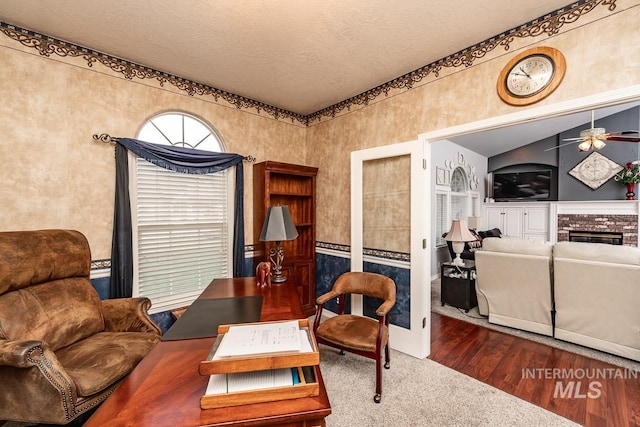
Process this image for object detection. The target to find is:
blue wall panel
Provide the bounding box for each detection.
[315,252,410,329]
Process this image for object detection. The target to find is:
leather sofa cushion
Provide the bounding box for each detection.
[0,278,104,351]
[554,240,640,265]
[0,229,90,295]
[56,331,160,396]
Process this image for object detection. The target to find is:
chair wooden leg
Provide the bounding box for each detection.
[374,348,382,403]
[384,343,390,369]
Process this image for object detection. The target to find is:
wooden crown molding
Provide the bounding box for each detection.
[0,0,617,126]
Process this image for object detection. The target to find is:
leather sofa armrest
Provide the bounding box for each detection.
[0,339,51,368]
[101,298,161,335]
[0,339,79,421]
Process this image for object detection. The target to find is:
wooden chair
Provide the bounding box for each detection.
[313,272,396,403]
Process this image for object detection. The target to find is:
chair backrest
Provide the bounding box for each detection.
[0,230,104,351]
[332,272,396,304]
[0,229,91,295]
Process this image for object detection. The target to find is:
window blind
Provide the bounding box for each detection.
[435,191,448,247]
[450,193,469,223]
[134,158,229,311]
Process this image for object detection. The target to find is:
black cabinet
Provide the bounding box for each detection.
[440,261,478,312]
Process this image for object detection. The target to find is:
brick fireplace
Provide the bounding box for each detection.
[557,213,638,246]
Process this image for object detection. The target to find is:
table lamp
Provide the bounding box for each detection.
[467,216,483,231]
[259,205,298,283]
[444,219,477,266]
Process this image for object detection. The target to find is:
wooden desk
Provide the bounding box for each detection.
[85,278,331,427]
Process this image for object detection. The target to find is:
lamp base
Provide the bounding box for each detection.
[451,241,466,266]
[268,243,288,284]
[450,256,465,266]
[271,273,287,283]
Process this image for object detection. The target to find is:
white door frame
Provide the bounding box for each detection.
[418,85,640,144]
[351,140,430,359]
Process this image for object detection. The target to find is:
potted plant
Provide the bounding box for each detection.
[614,161,640,200]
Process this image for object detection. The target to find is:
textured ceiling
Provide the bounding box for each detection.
[0,0,575,115]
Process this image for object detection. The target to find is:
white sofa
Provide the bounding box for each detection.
[553,241,640,362]
[475,237,554,336]
[473,238,640,362]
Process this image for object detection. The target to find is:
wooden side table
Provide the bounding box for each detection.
[440,261,478,312]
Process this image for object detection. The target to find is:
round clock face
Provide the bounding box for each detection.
[497,47,565,106]
[506,54,555,97]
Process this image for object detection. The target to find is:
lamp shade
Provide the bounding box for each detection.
[467,216,484,230]
[259,206,298,242]
[444,219,476,242]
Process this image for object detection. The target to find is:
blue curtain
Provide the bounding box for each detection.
[110,138,247,299]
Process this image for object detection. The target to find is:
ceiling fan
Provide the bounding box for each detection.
[546,110,640,151]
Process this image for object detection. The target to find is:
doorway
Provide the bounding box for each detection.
[351,140,430,359]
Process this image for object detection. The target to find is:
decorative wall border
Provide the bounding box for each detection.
[307,0,617,123]
[316,241,410,263]
[91,242,409,271]
[0,1,616,127]
[316,241,351,253]
[91,259,111,270]
[0,22,307,126]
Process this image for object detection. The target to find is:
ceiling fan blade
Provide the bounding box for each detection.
[544,140,580,151]
[561,137,586,142]
[605,135,640,142]
[606,130,640,136]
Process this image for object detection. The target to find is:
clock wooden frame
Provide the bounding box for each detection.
[497,46,566,106]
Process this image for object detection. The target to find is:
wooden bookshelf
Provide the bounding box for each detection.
[253,161,318,316]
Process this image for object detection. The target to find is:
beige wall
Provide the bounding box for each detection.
[2,2,639,257]
[310,2,640,245]
[0,38,306,259]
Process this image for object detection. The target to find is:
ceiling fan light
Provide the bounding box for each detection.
[593,139,606,150]
[580,127,606,138]
[578,140,592,151]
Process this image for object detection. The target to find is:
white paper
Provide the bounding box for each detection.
[227,368,293,392]
[205,374,228,395]
[204,369,294,396]
[299,330,313,353]
[215,320,302,357]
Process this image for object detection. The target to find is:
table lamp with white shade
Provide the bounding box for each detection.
[467,216,484,231]
[444,219,477,266]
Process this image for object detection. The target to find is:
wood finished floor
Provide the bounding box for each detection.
[429,312,640,427]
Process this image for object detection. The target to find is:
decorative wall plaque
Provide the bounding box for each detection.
[568,152,623,190]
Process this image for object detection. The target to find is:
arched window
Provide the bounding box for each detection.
[450,167,470,221]
[138,112,223,151]
[450,167,467,193]
[132,112,231,312]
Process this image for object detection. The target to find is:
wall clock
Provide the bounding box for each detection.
[497,46,566,106]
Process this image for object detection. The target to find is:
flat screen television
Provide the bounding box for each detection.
[492,170,552,201]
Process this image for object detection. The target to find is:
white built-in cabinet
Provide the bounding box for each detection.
[484,203,549,241]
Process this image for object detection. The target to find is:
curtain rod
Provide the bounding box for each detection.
[92,133,256,162]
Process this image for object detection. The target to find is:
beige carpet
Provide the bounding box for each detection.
[319,344,578,427]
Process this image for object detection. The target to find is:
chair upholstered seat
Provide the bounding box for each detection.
[315,315,389,353]
[56,331,160,397]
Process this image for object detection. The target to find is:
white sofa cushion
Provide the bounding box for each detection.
[553,241,640,362]
[475,238,554,336]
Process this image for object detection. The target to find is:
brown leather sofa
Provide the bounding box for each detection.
[0,229,161,424]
